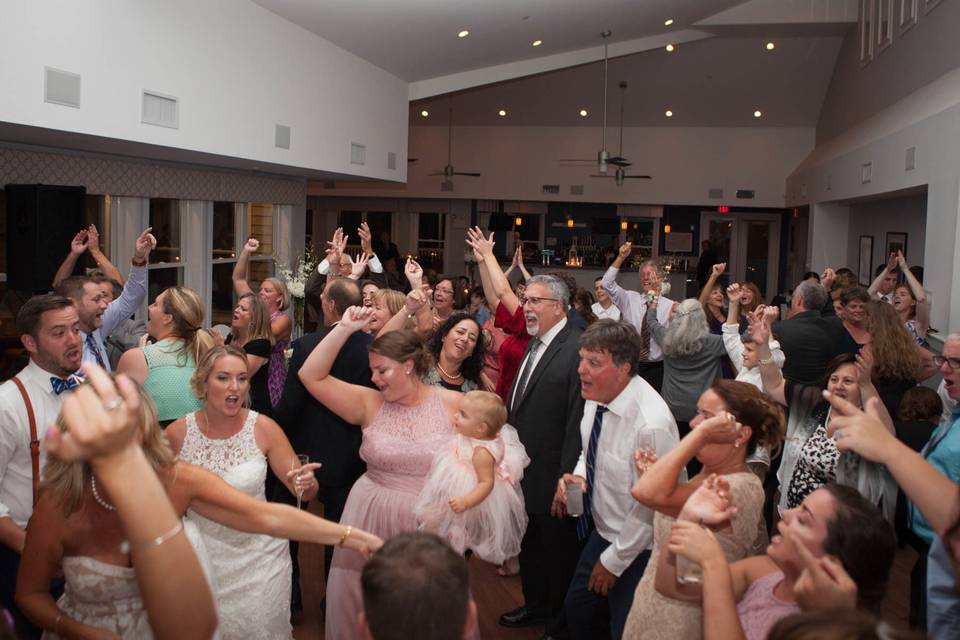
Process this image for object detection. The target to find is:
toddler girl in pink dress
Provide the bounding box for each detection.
[415,390,529,564]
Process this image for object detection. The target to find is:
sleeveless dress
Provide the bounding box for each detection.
[414,426,529,564]
[44,521,217,639]
[141,338,202,422]
[178,410,293,640]
[325,388,455,640]
[267,310,289,408]
[622,472,766,640]
[736,570,801,640]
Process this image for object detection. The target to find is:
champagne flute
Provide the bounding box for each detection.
[635,432,657,481]
[294,454,310,510]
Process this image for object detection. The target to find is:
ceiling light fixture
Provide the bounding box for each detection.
[766,41,776,51]
[579,109,588,117]
[532,39,542,47]
[420,110,429,117]
[665,44,675,52]
[665,109,673,117]
[498,109,507,117]
[664,18,674,26]
[753,110,763,118]
[458,30,469,38]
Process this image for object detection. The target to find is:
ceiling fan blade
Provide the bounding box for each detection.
[589,174,615,178]
[608,156,631,167]
[624,175,652,179]
[452,171,481,177]
[427,171,445,176]
[559,158,596,164]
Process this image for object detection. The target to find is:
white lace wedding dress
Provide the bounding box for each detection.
[179,410,293,640]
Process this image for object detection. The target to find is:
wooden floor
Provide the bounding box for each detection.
[292,499,918,639]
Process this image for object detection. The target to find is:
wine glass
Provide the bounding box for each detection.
[294,454,310,510]
[635,432,657,480]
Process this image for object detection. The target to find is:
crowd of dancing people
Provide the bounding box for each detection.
[0,220,958,640]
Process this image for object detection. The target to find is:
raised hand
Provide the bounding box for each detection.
[854,344,875,385]
[786,527,857,611]
[243,238,260,254]
[512,245,522,267]
[821,267,836,289]
[895,250,907,270]
[70,229,89,256]
[711,262,726,277]
[134,227,157,262]
[465,226,495,257]
[325,227,346,262]
[86,225,103,254]
[678,474,738,526]
[747,308,771,344]
[347,253,369,279]
[340,305,374,332]
[726,283,741,303]
[404,257,424,287]
[824,392,896,463]
[404,284,431,315]
[695,411,743,446]
[358,222,374,257]
[618,242,633,259]
[667,519,725,565]
[886,252,898,271]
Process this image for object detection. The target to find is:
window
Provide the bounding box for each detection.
[336,210,394,256]
[246,203,274,287]
[859,0,875,66]
[210,202,238,325]
[877,0,893,52]
[148,198,184,305]
[417,212,445,271]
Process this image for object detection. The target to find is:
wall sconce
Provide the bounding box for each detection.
[664,224,672,234]
[567,218,574,228]
[515,216,523,226]
[620,220,628,230]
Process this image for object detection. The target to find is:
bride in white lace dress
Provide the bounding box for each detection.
[18,365,382,639]
[165,345,322,640]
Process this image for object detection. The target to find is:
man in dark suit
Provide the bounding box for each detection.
[771,279,849,385]
[273,277,373,606]
[498,275,585,635]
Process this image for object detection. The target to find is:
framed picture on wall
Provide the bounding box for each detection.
[859,235,874,286]
[877,0,894,52]
[885,232,908,259]
[859,0,875,66]
[899,0,918,33]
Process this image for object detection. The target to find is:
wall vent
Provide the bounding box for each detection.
[274,124,291,150]
[350,143,366,165]
[708,188,724,199]
[736,189,756,199]
[542,184,560,195]
[861,162,872,184]
[440,180,454,192]
[570,184,584,196]
[44,67,81,108]
[387,151,397,170]
[141,91,179,129]
[905,146,916,171]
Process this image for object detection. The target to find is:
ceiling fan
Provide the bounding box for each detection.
[559,31,629,174]
[591,81,652,186]
[429,100,481,180]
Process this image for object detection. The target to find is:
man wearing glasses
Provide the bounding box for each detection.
[499,275,585,635]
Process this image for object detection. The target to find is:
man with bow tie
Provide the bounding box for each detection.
[0,295,83,638]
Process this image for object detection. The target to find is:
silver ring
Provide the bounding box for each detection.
[104,396,124,412]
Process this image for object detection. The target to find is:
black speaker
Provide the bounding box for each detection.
[5,184,86,292]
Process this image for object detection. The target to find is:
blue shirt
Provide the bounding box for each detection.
[927,536,960,640]
[912,408,960,542]
[80,265,147,372]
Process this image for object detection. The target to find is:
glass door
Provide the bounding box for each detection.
[700,212,780,300]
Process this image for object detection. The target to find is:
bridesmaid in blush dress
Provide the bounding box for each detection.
[298,306,466,640]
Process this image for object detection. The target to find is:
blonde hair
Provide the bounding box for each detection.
[868,300,921,380]
[190,345,250,407]
[230,293,275,346]
[42,381,174,515]
[262,277,290,311]
[373,289,406,316]
[160,286,215,365]
[465,390,508,437]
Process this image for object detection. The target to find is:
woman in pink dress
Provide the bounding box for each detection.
[298,306,465,640]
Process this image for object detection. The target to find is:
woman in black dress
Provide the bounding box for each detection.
[225,292,275,416]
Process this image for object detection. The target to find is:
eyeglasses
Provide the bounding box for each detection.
[434,287,454,295]
[933,355,960,371]
[520,295,560,307]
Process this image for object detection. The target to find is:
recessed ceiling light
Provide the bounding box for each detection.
[665,110,673,117]
[664,18,674,26]
[665,43,675,52]
[579,109,588,117]
[765,41,776,51]
[458,30,469,38]
[498,109,507,117]
[420,110,429,117]
[753,110,763,118]
[532,39,543,47]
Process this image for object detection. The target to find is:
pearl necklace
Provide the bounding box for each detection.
[436,362,463,381]
[90,475,116,511]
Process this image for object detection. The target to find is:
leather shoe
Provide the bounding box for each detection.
[498,606,549,628]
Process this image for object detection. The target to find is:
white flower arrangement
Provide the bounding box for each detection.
[274,245,317,338]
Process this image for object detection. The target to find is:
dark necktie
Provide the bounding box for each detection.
[511,337,541,410]
[639,307,652,362]
[85,333,107,369]
[51,376,80,395]
[578,405,607,540]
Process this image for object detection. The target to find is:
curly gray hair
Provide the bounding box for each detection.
[662,298,710,358]
[526,275,570,312]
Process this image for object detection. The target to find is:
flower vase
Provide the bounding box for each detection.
[291,297,305,341]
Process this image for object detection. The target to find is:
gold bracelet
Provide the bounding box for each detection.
[338,525,353,547]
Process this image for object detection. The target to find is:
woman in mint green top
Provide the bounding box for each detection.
[117,286,214,424]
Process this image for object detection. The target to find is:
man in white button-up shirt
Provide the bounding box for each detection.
[0,294,82,636]
[553,319,679,640]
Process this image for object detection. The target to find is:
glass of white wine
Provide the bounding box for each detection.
[294,454,310,510]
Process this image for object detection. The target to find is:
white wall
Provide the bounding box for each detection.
[845,194,926,276]
[0,0,408,181]
[321,124,815,208]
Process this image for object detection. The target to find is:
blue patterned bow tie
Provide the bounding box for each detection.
[51,375,82,395]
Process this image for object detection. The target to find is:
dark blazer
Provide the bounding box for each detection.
[507,321,585,515]
[273,326,374,488]
[772,311,850,386]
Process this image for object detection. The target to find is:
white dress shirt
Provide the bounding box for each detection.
[0,360,67,529]
[600,266,673,362]
[509,317,567,411]
[591,301,621,321]
[317,255,383,275]
[81,265,147,371]
[572,376,680,575]
[720,323,785,390]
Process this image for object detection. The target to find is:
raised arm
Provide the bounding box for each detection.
[851,345,894,433]
[868,253,898,299]
[698,263,726,306]
[725,283,741,326]
[515,245,532,281]
[898,251,929,337]
[232,238,259,297]
[52,229,88,287]
[378,285,433,339]
[85,224,125,285]
[404,257,424,291]
[467,226,520,314]
[298,306,383,427]
[750,308,786,405]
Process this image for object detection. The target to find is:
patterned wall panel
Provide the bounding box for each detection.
[0,146,306,205]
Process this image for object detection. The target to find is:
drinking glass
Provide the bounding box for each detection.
[294,454,310,510]
[635,432,657,480]
[676,554,703,585]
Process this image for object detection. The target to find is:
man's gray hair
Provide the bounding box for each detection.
[638,259,665,280]
[527,274,570,311]
[662,298,710,358]
[793,280,827,312]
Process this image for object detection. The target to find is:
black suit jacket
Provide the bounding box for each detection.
[507,321,585,515]
[772,311,848,386]
[273,327,374,488]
